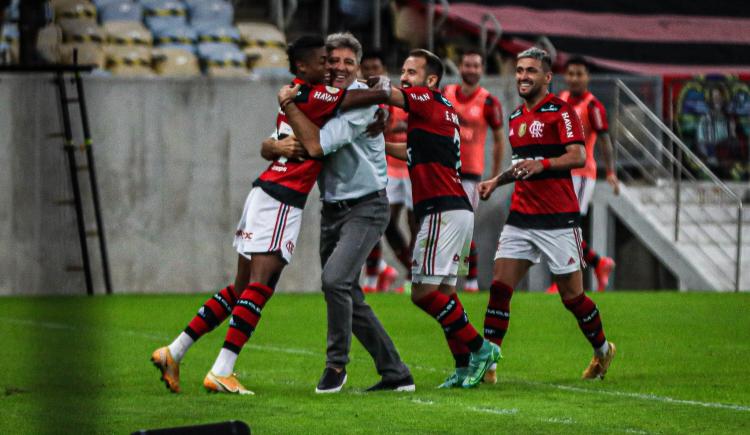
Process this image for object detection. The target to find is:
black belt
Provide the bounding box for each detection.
[322,189,386,210]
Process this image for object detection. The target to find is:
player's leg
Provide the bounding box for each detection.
[543,227,615,380]
[460,179,481,292]
[575,175,615,291]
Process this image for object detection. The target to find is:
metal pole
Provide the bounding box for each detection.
[426,0,434,52]
[675,139,682,242]
[372,0,381,50]
[74,67,113,295]
[56,71,94,296]
[321,0,329,36]
[736,205,743,292]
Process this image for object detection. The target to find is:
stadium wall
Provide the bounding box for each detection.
[0,75,519,295]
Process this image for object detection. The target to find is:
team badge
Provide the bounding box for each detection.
[529,120,544,138]
[325,86,341,94]
[519,122,527,137]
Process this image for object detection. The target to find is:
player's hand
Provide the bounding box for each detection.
[607,171,620,195]
[366,75,391,92]
[278,83,301,106]
[511,160,543,180]
[366,107,388,137]
[478,178,499,200]
[276,136,306,161]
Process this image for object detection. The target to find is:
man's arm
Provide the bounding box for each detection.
[385,141,407,160]
[598,132,619,195]
[478,168,517,200]
[281,102,325,157]
[490,126,506,177]
[260,136,307,161]
[512,143,586,179]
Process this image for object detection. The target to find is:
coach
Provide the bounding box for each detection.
[277,32,414,393]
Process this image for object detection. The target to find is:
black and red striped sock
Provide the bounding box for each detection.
[581,240,601,269]
[223,283,275,354]
[484,281,513,347]
[563,293,607,350]
[365,242,382,276]
[445,294,470,367]
[414,291,484,352]
[185,285,237,340]
[467,240,478,280]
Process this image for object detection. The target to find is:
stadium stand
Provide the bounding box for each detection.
[102,20,152,76]
[237,22,287,77]
[141,0,187,32]
[98,0,142,24]
[59,19,106,68]
[53,0,97,35]
[152,46,199,76]
[197,41,248,77]
[0,22,17,63]
[186,0,233,27]
[151,21,195,53]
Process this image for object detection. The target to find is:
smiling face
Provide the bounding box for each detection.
[296,46,328,85]
[459,53,483,87]
[564,63,589,96]
[327,47,359,89]
[515,56,551,102]
[400,55,438,89]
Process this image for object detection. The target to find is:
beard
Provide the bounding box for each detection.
[461,72,480,86]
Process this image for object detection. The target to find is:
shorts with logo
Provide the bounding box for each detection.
[386,175,413,209]
[233,187,302,264]
[412,209,473,286]
[495,224,585,275]
[572,175,596,215]
[461,179,480,210]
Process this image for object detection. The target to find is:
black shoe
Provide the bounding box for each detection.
[315,367,347,394]
[365,374,415,392]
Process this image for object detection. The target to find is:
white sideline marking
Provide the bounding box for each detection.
[2,316,749,415]
[468,406,519,416]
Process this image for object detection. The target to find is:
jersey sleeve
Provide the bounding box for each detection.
[399,86,433,119]
[483,94,504,129]
[296,84,347,123]
[557,105,585,145]
[588,98,609,133]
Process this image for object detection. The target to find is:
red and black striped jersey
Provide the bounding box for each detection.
[507,93,585,229]
[401,86,472,220]
[254,78,346,208]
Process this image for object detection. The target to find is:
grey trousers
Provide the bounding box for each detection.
[319,193,411,381]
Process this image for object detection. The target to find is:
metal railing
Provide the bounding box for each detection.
[613,79,744,292]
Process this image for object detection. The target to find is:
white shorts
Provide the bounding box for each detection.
[233,187,302,264]
[386,176,412,209]
[572,176,595,215]
[412,209,473,286]
[461,179,479,210]
[494,224,585,275]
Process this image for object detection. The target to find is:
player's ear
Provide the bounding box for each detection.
[427,74,439,88]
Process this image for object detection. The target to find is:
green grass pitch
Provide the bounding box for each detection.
[1,292,749,434]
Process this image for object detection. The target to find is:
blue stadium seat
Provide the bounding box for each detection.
[99,0,143,23]
[187,0,233,26]
[0,23,18,63]
[193,22,240,48]
[196,42,248,77]
[141,0,187,31]
[151,22,196,53]
[90,0,120,9]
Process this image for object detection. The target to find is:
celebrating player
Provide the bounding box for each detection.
[477,47,616,384]
[150,35,386,395]
[383,49,501,389]
[443,50,506,292]
[546,56,617,293]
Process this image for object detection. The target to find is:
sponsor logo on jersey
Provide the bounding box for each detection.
[562,111,574,138]
[567,257,576,265]
[509,108,522,120]
[440,95,453,107]
[411,92,431,102]
[235,230,254,240]
[519,122,527,137]
[271,162,288,172]
[313,90,339,103]
[452,254,460,262]
[538,103,560,112]
[529,120,544,138]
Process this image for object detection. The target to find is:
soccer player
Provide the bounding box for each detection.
[547,56,617,293]
[150,36,386,395]
[360,50,414,293]
[383,49,500,388]
[477,47,616,384]
[443,50,505,292]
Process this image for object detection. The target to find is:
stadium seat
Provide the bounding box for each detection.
[103,21,152,61]
[151,22,196,53]
[197,43,248,78]
[105,45,154,76]
[141,0,188,32]
[53,0,98,35]
[0,23,18,63]
[98,0,143,23]
[187,0,233,26]
[194,22,240,48]
[236,22,288,77]
[152,47,199,76]
[60,21,105,68]
[37,24,64,64]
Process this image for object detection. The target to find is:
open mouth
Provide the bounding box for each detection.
[518,81,533,92]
